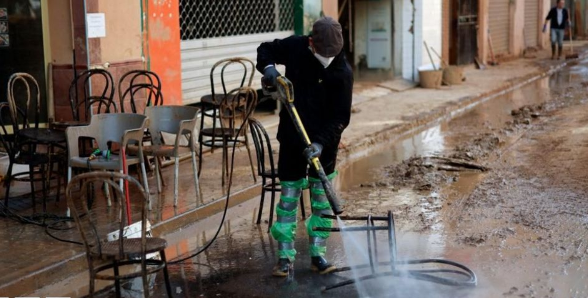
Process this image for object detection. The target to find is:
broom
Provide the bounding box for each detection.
[566,24,579,59]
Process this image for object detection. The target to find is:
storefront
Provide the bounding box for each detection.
[178,0,296,105]
[0,0,48,121]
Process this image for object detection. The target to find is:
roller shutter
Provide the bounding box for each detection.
[525,0,539,47]
[489,0,511,55]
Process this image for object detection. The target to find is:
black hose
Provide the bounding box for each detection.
[168,102,256,265]
[45,218,83,245]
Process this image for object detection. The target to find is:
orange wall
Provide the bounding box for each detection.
[146,0,182,105]
[322,0,338,20]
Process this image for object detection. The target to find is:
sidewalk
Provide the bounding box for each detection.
[337,42,588,166]
[7,43,588,297]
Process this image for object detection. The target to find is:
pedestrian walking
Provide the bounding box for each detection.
[544,0,571,60]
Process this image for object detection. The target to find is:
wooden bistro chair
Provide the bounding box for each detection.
[198,57,255,172]
[249,118,306,232]
[66,171,172,298]
[118,70,164,114]
[199,86,257,188]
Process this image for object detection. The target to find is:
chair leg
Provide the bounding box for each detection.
[113,260,122,298]
[198,135,204,177]
[256,177,266,225]
[244,134,257,183]
[140,161,151,211]
[221,137,227,188]
[88,270,96,298]
[161,250,174,297]
[55,158,62,204]
[268,179,277,233]
[157,157,166,187]
[210,108,217,154]
[155,156,162,193]
[3,162,12,211]
[142,259,150,298]
[191,151,203,205]
[66,166,72,216]
[41,164,47,215]
[174,157,179,206]
[103,178,112,207]
[29,165,36,213]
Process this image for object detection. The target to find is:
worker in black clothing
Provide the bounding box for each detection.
[543,0,571,60]
[256,17,353,277]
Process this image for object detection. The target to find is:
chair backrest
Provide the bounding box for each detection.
[66,171,149,259]
[144,105,199,146]
[7,73,41,130]
[69,69,116,121]
[249,118,275,177]
[118,70,163,113]
[219,86,257,137]
[66,113,148,159]
[210,57,255,99]
[0,103,26,159]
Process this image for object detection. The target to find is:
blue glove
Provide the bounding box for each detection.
[263,66,281,87]
[303,143,323,160]
[542,24,547,33]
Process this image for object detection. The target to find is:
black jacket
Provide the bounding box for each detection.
[256,35,353,149]
[546,7,569,29]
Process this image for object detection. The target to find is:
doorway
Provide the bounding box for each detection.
[450,0,479,65]
[0,0,47,121]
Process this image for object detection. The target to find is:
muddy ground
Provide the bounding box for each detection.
[341,67,588,297]
[84,64,588,298]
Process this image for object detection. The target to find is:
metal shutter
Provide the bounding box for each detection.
[489,0,510,55]
[525,0,539,47]
[180,31,292,105]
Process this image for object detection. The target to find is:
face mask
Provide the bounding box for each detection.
[313,52,335,68]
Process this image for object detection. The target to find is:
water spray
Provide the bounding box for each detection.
[315,212,477,291]
[264,75,476,291]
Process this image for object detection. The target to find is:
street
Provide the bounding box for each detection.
[85,57,588,298]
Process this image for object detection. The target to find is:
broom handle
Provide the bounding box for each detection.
[570,27,574,53]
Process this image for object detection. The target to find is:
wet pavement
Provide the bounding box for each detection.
[8,55,588,297]
[38,58,586,298]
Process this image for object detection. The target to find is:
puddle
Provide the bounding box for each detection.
[45,60,588,298]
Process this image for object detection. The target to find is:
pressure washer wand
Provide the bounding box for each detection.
[263,76,343,215]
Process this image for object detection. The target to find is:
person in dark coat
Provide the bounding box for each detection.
[543,0,571,59]
[256,16,353,277]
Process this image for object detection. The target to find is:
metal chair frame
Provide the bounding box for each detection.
[66,171,173,298]
[200,86,257,187]
[0,103,50,213]
[4,73,64,213]
[69,68,116,122]
[118,70,163,114]
[198,57,255,154]
[249,118,306,232]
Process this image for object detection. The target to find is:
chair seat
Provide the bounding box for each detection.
[70,155,140,170]
[129,144,192,158]
[98,237,167,260]
[200,127,240,137]
[15,153,50,166]
[261,168,278,178]
[201,94,228,106]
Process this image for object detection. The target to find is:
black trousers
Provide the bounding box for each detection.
[278,140,337,182]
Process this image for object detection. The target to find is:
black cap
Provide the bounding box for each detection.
[311,17,343,57]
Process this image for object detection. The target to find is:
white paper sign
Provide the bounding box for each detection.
[87,13,106,38]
